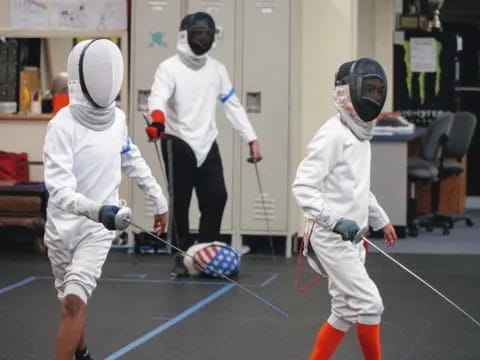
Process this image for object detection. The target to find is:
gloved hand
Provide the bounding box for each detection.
[333,218,360,241]
[145,110,165,141]
[98,205,120,231]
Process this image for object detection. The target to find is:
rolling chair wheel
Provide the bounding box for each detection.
[466,219,474,227]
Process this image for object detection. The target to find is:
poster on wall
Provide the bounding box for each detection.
[10,0,48,29]
[410,37,436,73]
[50,0,127,30]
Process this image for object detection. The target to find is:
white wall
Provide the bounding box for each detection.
[374,0,395,112]
[298,0,394,154]
[40,38,72,92]
[299,0,358,156]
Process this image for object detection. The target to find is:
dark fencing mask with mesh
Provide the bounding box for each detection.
[335,58,387,122]
[180,12,216,56]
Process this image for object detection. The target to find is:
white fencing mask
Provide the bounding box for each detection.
[67,39,123,130]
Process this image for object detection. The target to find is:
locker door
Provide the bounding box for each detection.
[240,0,290,233]
[130,0,182,229]
[186,0,236,233]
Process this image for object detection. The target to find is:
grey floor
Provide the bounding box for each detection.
[371,209,480,255]
[1,212,480,359]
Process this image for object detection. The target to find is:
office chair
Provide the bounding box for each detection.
[407,111,454,236]
[433,111,477,228]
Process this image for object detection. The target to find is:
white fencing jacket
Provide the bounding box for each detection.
[292,114,389,231]
[44,106,168,243]
[148,55,257,166]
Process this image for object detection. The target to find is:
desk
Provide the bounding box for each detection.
[371,128,426,237]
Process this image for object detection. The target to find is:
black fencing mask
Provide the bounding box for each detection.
[335,58,387,122]
[180,12,216,56]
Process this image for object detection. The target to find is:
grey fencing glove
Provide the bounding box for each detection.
[333,218,360,241]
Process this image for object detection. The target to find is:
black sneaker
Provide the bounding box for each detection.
[169,253,189,279]
[75,347,95,360]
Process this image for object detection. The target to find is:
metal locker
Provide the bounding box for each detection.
[240,0,291,233]
[130,0,182,230]
[185,0,237,234]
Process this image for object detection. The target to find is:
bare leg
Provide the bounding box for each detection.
[77,330,86,352]
[55,294,86,360]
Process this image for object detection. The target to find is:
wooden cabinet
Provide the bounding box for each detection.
[0,185,47,253]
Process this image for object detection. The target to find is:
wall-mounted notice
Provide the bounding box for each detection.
[50,0,127,30]
[10,0,127,31]
[410,37,436,73]
[10,0,48,29]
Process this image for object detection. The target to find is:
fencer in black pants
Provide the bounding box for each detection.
[162,136,227,276]
[147,12,261,277]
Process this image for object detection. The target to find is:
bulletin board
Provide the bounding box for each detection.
[9,0,127,31]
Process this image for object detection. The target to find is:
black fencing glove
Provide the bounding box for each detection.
[333,218,360,241]
[98,205,120,231]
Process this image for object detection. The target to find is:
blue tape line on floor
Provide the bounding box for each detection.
[260,273,278,287]
[0,276,36,294]
[104,284,235,359]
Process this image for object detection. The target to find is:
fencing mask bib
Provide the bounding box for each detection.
[67,39,123,130]
[183,241,241,278]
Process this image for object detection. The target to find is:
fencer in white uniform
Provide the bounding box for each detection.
[147,12,261,277]
[292,58,397,360]
[43,39,168,360]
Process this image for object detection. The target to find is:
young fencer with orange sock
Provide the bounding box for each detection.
[292,58,397,360]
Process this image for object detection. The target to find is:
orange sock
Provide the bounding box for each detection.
[356,323,381,360]
[309,322,345,360]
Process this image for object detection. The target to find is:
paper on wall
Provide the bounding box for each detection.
[410,37,436,73]
[10,0,48,29]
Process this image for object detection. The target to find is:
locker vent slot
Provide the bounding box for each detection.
[200,1,224,6]
[200,1,224,14]
[148,0,169,12]
[256,0,280,14]
[253,193,275,221]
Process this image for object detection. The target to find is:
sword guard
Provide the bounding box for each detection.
[247,156,263,163]
[115,206,133,231]
[353,226,368,244]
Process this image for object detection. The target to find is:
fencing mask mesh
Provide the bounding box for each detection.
[67,39,123,130]
[68,39,123,109]
[335,58,387,122]
[180,12,216,56]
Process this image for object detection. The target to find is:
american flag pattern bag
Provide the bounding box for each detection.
[184,241,241,278]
